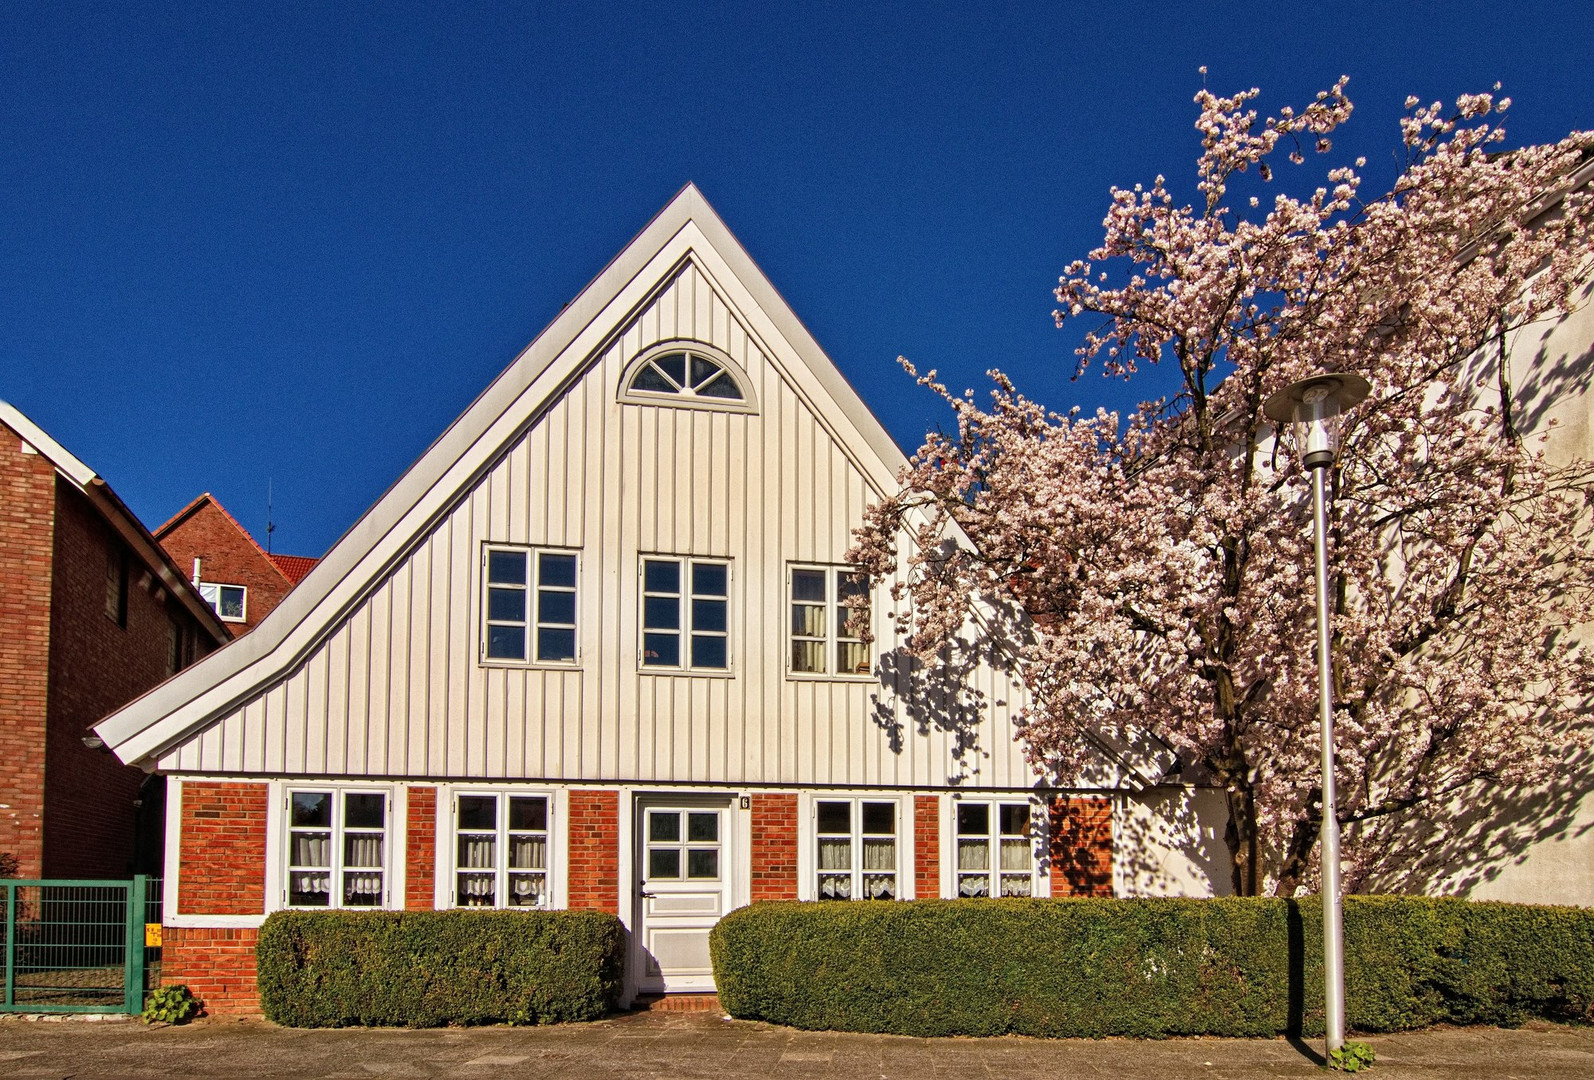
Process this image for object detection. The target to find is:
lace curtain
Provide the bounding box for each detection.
[291,834,330,868]
[509,836,546,870]
[345,835,383,868]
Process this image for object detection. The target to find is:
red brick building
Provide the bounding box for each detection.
[0,399,230,880]
[155,494,318,637]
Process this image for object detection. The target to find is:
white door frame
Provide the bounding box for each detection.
[627,790,745,996]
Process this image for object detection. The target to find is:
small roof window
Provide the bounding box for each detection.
[626,348,745,402]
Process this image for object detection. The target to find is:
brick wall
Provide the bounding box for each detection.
[406,785,437,909]
[914,795,940,900]
[567,789,619,913]
[156,498,292,635]
[749,793,798,901]
[176,781,269,914]
[1049,796,1114,897]
[0,423,56,878]
[163,926,261,1016]
[43,484,217,877]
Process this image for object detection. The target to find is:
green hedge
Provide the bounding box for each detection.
[257,909,625,1027]
[710,896,1594,1038]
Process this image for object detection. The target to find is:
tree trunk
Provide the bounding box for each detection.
[1223,783,1263,896]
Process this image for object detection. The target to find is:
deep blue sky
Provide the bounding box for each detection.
[3,1,1590,556]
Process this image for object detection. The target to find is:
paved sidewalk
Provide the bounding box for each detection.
[1,1011,1591,1079]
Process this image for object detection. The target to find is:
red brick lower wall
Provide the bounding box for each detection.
[177,781,268,914]
[406,785,437,910]
[749,793,798,901]
[1049,796,1114,897]
[567,789,619,913]
[162,925,260,1016]
[914,795,940,899]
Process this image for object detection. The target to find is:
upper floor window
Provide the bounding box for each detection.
[199,582,247,623]
[105,546,128,626]
[286,788,389,909]
[789,566,871,677]
[628,348,743,401]
[955,800,1038,898]
[482,546,578,664]
[641,557,729,671]
[618,343,754,412]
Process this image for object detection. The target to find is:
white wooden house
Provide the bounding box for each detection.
[94,186,1220,1012]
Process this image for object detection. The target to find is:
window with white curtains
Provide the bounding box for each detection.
[814,798,899,900]
[286,789,388,908]
[788,566,871,677]
[453,792,551,908]
[955,800,1038,898]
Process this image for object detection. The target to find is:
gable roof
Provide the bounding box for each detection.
[0,398,231,644]
[155,491,318,588]
[93,183,915,769]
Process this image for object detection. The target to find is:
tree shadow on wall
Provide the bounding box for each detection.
[1353,742,1594,898]
[866,603,1031,786]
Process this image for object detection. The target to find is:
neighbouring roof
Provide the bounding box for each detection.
[156,491,319,588]
[267,553,318,585]
[0,398,231,644]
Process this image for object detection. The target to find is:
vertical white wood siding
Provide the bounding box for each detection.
[162,262,1035,788]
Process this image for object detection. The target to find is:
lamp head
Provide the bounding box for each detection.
[1263,373,1371,469]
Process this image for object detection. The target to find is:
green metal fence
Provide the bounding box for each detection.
[1,876,159,1014]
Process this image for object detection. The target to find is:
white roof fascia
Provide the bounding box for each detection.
[93,184,915,767]
[1,397,230,641]
[1,397,97,487]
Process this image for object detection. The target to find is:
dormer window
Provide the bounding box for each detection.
[620,344,752,410]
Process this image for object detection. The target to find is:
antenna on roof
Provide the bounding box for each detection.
[266,479,275,554]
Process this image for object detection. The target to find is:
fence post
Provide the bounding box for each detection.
[3,883,12,1008]
[124,876,147,1015]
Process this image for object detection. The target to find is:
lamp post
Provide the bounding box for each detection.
[1263,372,1371,1057]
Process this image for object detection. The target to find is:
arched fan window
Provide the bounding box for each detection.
[626,348,745,402]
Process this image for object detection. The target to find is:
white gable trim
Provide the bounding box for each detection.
[94,184,913,768]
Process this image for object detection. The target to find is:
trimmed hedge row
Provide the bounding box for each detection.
[257,909,625,1027]
[710,896,1594,1038]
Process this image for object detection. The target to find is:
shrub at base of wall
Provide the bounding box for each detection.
[256,909,626,1027]
[710,896,1594,1039]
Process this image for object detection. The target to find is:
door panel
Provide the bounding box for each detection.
[633,797,732,993]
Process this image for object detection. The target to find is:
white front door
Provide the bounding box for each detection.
[633,796,732,993]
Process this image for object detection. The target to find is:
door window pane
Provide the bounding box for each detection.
[687,849,719,879]
[649,848,681,879]
[687,812,719,842]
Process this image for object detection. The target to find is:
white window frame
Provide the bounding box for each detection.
[283,785,393,910]
[951,797,1043,899]
[787,564,872,679]
[638,556,733,673]
[198,581,248,623]
[617,341,757,414]
[448,788,556,910]
[480,545,580,667]
[810,795,904,901]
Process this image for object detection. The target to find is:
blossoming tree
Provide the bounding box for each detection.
[850,81,1594,895]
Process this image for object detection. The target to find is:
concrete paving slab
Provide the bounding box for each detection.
[0,1010,1591,1079]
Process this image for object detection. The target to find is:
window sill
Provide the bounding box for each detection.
[637,667,736,679]
[478,659,582,671]
[786,672,877,683]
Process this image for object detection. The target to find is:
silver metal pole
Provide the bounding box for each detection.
[1311,464,1347,1054]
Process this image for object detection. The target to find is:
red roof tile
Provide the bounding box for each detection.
[267,554,319,585]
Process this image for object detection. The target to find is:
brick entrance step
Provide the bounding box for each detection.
[630,993,721,1013]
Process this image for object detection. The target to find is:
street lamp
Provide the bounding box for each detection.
[1263,372,1371,1057]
